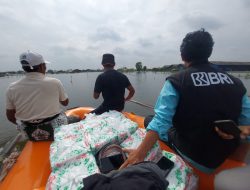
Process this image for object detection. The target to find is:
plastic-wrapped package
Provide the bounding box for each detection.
[46,153,99,190]
[163,151,198,190]
[50,111,137,168]
[47,111,197,190]
[50,122,90,168]
[83,112,138,153]
[121,128,162,162]
[121,128,198,190]
[47,111,138,189]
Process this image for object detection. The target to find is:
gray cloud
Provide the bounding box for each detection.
[182,12,223,30]
[242,0,250,8]
[137,38,154,48]
[0,0,249,71]
[90,27,123,42]
[113,47,129,55]
[47,45,98,70]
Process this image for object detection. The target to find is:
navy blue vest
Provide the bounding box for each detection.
[167,62,246,168]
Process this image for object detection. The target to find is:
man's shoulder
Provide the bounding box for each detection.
[7,78,24,89]
[100,70,122,77]
[99,70,129,81]
[98,71,106,77]
[112,71,129,82]
[41,77,65,89]
[44,76,62,83]
[95,72,106,81]
[168,69,187,79]
[112,70,128,77]
[227,73,245,86]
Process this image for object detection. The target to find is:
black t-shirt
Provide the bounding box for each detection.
[94,70,131,110]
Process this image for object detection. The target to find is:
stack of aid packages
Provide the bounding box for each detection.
[46,111,197,190]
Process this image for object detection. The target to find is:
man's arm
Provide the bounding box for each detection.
[6,109,17,124]
[57,80,69,106]
[125,85,135,101]
[60,98,69,106]
[238,94,250,125]
[93,75,102,100]
[120,130,159,169]
[120,80,179,169]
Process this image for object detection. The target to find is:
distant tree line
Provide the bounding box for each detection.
[0,62,185,77]
[0,69,103,77]
[134,62,184,72]
[2,61,250,77]
[46,69,102,74]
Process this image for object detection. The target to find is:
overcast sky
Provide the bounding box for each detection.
[0,0,250,71]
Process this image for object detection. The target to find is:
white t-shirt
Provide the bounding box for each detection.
[6,72,68,121]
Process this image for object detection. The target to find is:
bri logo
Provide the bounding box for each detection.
[191,72,234,86]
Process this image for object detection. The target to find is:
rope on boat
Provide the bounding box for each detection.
[128,99,154,109]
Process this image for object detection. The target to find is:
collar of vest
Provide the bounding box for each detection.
[190,59,209,66]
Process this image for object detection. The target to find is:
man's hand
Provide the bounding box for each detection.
[93,92,100,99]
[119,148,146,169]
[6,109,17,124]
[60,98,69,106]
[215,127,234,140]
[119,130,159,169]
[215,126,250,140]
[125,85,135,101]
[239,126,250,139]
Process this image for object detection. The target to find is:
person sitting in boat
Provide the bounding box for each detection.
[5,51,69,141]
[120,29,250,173]
[91,53,135,115]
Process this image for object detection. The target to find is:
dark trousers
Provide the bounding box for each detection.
[144,115,154,128]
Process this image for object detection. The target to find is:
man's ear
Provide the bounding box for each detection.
[39,63,46,73]
[38,64,43,71]
[181,53,185,61]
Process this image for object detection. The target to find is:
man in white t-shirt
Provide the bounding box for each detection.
[6,51,69,141]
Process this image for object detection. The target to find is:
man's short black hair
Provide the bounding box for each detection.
[180,28,214,63]
[21,60,40,72]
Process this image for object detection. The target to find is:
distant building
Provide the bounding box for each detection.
[212,61,250,71]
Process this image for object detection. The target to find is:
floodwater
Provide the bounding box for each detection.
[1,71,250,146]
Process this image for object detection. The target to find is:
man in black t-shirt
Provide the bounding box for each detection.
[91,54,135,115]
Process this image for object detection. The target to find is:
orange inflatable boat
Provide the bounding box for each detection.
[0,107,247,190]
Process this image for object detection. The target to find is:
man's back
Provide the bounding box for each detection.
[6,51,69,141]
[95,70,131,110]
[6,72,67,121]
[92,53,135,115]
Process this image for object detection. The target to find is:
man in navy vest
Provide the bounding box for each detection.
[120,29,250,173]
